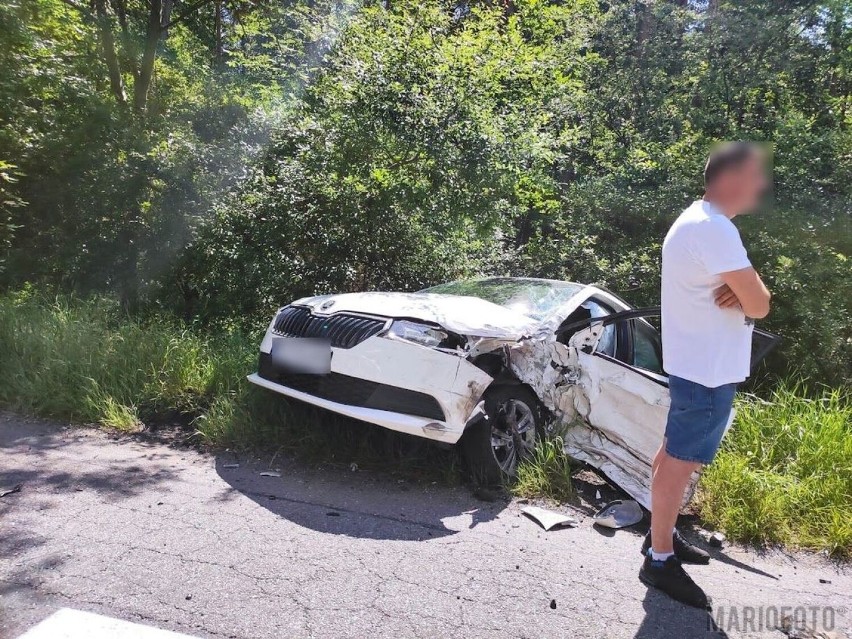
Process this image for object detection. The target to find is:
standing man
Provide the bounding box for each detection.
[639,142,772,608]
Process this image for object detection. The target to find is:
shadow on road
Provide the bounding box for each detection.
[214,454,509,541]
[706,547,780,581]
[0,417,181,604]
[634,589,729,638]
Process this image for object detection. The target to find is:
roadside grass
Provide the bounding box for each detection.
[512,438,576,503]
[0,290,253,432]
[1,291,849,556]
[699,386,852,558]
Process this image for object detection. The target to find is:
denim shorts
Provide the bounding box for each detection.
[664,375,737,465]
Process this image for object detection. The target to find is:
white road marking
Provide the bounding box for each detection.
[17,608,199,639]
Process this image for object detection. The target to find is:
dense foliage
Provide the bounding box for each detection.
[1,0,849,388]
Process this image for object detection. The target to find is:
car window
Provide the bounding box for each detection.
[584,298,617,358]
[632,319,664,374]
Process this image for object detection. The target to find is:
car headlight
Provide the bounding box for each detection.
[385,320,448,348]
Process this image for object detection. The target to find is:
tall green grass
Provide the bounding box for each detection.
[699,386,852,557]
[0,289,268,436]
[512,438,576,503]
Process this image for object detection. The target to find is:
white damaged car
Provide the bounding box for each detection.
[249,277,777,507]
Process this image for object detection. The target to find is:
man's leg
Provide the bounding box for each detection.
[639,377,738,608]
[641,438,710,563]
[640,449,710,609]
[650,452,701,554]
[650,379,738,554]
[651,439,666,478]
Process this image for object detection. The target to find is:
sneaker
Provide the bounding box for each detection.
[640,530,710,565]
[639,555,711,609]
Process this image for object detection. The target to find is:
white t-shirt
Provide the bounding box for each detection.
[662,199,754,387]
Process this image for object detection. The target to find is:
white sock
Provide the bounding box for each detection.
[650,549,675,562]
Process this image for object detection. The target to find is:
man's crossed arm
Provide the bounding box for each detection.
[714,267,771,319]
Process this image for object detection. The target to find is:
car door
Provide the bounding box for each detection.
[556,304,779,509]
[558,305,672,509]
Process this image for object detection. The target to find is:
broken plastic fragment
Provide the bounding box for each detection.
[259,471,281,477]
[592,500,643,529]
[521,505,579,531]
[0,484,22,498]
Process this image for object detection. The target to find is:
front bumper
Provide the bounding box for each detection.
[248,334,493,444]
[248,373,463,443]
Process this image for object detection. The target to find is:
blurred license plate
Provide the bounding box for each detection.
[271,337,331,374]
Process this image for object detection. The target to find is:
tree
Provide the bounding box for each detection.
[0,0,342,306]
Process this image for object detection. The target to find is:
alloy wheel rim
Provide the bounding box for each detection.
[490,398,536,474]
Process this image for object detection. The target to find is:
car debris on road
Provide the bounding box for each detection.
[521,505,579,531]
[0,483,22,498]
[592,500,644,529]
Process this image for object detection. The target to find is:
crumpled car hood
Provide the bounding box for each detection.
[291,292,539,339]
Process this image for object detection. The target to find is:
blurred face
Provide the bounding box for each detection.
[714,152,769,215]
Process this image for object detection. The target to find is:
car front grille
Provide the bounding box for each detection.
[272,306,386,349]
[257,353,445,421]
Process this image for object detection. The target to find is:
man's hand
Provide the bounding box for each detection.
[719,266,771,318]
[714,283,741,310]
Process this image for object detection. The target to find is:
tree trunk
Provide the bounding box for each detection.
[162,0,173,35]
[134,0,163,114]
[214,0,223,63]
[94,0,127,106]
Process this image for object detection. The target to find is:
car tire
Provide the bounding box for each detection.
[461,385,543,485]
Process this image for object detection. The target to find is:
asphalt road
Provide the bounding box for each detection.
[1,413,849,639]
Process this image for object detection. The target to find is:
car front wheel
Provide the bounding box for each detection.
[461,385,542,485]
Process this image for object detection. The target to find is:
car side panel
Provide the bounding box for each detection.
[564,351,671,510]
